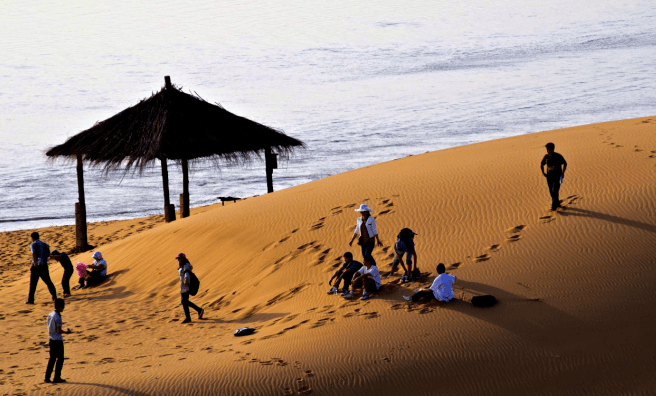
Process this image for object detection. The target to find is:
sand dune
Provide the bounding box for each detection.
[1,116,655,395]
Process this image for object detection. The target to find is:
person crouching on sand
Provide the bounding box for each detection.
[327,252,363,296]
[177,253,204,324]
[387,228,418,283]
[403,263,456,303]
[343,255,381,301]
[45,298,72,384]
[349,204,383,260]
[50,250,74,297]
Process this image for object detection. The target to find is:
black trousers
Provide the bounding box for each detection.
[546,175,561,209]
[28,265,57,303]
[412,290,436,303]
[360,240,375,260]
[62,268,73,295]
[334,269,356,290]
[181,292,202,320]
[79,270,105,287]
[45,340,64,380]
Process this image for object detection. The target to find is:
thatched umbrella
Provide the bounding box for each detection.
[46,76,304,251]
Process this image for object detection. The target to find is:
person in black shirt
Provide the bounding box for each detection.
[540,142,568,210]
[50,250,74,297]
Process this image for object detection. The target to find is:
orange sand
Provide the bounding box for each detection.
[1,116,655,395]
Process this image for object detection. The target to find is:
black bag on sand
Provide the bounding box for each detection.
[234,327,256,337]
[185,270,200,296]
[471,295,497,307]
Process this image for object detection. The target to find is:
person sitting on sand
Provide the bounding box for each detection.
[403,263,456,303]
[343,255,381,301]
[540,142,567,211]
[50,250,74,297]
[349,204,383,260]
[387,228,418,283]
[327,252,363,296]
[78,251,107,289]
[177,253,204,324]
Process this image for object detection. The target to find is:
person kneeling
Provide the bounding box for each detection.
[343,255,381,301]
[403,263,455,303]
[79,251,107,289]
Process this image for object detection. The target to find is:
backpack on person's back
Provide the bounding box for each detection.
[185,269,200,296]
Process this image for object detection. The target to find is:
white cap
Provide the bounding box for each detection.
[92,251,103,260]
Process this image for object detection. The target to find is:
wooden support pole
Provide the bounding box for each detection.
[161,156,175,222]
[75,154,89,251]
[181,158,190,218]
[265,147,274,193]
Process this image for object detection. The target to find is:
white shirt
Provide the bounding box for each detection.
[357,265,381,289]
[93,259,107,277]
[179,263,192,293]
[47,311,63,341]
[354,216,378,238]
[429,273,456,302]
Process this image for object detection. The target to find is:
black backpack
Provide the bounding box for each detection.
[185,269,200,296]
[398,228,416,241]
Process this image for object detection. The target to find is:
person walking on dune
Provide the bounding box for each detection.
[27,232,57,304]
[541,142,568,211]
[176,253,204,324]
[45,298,71,383]
[403,263,456,303]
[349,204,383,260]
[50,250,74,297]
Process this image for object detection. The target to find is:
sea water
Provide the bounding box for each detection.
[1,0,655,231]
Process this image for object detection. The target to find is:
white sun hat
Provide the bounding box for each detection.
[355,204,373,213]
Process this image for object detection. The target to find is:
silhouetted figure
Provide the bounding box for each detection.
[27,232,57,304]
[541,142,568,210]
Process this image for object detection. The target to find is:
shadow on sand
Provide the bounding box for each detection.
[558,207,656,234]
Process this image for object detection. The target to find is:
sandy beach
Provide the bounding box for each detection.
[1,116,655,396]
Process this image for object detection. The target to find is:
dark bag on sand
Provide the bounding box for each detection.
[411,268,422,280]
[234,327,256,337]
[185,270,200,296]
[357,236,364,246]
[471,295,497,307]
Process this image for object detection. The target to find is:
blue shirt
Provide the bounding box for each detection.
[47,311,63,341]
[342,260,363,272]
[30,240,50,266]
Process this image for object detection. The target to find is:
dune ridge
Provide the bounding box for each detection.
[1,116,655,395]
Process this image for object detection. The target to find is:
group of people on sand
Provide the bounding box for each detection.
[27,231,108,383]
[34,142,567,384]
[328,203,457,303]
[327,142,567,303]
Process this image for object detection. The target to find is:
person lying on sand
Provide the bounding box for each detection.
[343,255,381,301]
[78,251,107,289]
[349,204,383,260]
[327,252,363,296]
[387,228,418,283]
[403,263,456,303]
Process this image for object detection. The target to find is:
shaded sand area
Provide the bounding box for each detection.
[1,116,655,395]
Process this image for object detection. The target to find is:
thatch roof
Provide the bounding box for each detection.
[46,83,304,171]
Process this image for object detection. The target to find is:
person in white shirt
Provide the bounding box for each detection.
[45,298,71,383]
[403,263,456,303]
[177,253,204,324]
[348,204,383,260]
[79,251,107,288]
[343,255,381,300]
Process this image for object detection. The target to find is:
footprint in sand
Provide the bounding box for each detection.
[474,254,490,262]
[488,244,501,252]
[505,225,526,233]
[304,370,316,377]
[378,209,393,216]
[539,214,555,223]
[506,235,522,242]
[448,262,462,270]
